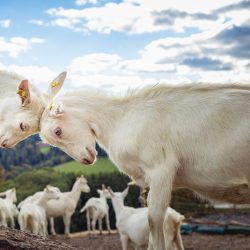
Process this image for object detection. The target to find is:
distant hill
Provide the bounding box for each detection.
[0,135,71,178]
[0,135,107,179]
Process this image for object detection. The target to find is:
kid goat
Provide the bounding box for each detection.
[80,184,111,236]
[40,73,250,250]
[18,176,90,235]
[0,188,17,228]
[108,186,184,250]
[46,175,90,235]
[0,70,66,148]
[18,185,60,236]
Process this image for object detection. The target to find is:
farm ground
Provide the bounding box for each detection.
[59,231,250,250]
[1,225,250,250]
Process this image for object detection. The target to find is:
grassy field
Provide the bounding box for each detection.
[54,157,118,175]
[40,147,50,154]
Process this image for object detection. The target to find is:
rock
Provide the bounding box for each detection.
[0,226,87,250]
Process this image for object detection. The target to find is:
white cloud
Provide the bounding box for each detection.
[64,51,199,93]
[46,0,245,34]
[64,18,250,93]
[0,63,58,92]
[50,18,86,32]
[121,20,248,75]
[136,0,241,14]
[0,19,11,28]
[75,0,98,6]
[29,19,44,26]
[1,36,249,96]
[0,37,45,58]
[68,53,122,73]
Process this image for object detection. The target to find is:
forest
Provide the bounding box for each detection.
[0,135,106,179]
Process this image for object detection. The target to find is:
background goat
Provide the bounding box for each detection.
[46,175,90,235]
[0,188,17,228]
[80,184,111,236]
[18,185,60,236]
[108,186,184,250]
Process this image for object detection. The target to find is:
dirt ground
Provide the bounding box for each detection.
[59,231,250,250]
[0,226,86,250]
[1,226,250,250]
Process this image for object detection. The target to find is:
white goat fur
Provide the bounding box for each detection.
[17,176,90,235]
[18,185,60,236]
[80,186,111,235]
[0,188,17,228]
[46,175,90,235]
[40,82,250,249]
[17,192,43,209]
[0,71,45,147]
[108,187,184,250]
[0,70,66,148]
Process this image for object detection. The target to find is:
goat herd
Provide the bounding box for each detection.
[0,175,185,250]
[2,70,250,249]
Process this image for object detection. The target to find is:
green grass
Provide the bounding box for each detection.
[54,157,118,175]
[40,147,50,154]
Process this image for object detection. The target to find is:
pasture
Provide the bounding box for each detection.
[54,157,117,175]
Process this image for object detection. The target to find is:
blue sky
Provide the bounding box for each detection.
[0,0,250,93]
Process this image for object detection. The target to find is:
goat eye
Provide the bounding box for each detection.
[54,127,62,137]
[20,122,29,132]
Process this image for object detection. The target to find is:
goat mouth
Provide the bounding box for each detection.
[0,143,16,149]
[81,147,96,165]
[81,158,94,165]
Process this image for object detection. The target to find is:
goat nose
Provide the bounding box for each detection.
[1,139,8,148]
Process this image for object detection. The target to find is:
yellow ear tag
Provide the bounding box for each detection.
[16,89,26,97]
[48,103,53,111]
[50,81,59,88]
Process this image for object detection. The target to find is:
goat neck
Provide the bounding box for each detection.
[111,196,125,218]
[35,192,50,207]
[68,181,82,201]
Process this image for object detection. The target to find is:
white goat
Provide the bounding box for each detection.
[17,191,43,209]
[40,76,250,250]
[45,175,90,235]
[18,185,60,236]
[108,186,184,250]
[80,185,111,236]
[0,70,66,148]
[0,188,17,228]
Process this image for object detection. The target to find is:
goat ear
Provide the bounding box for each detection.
[102,184,106,190]
[97,189,101,194]
[122,187,129,199]
[17,80,31,106]
[48,72,66,100]
[107,186,114,196]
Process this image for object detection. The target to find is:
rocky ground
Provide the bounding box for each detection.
[0,226,86,250]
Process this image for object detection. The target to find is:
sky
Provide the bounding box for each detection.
[0,0,250,93]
